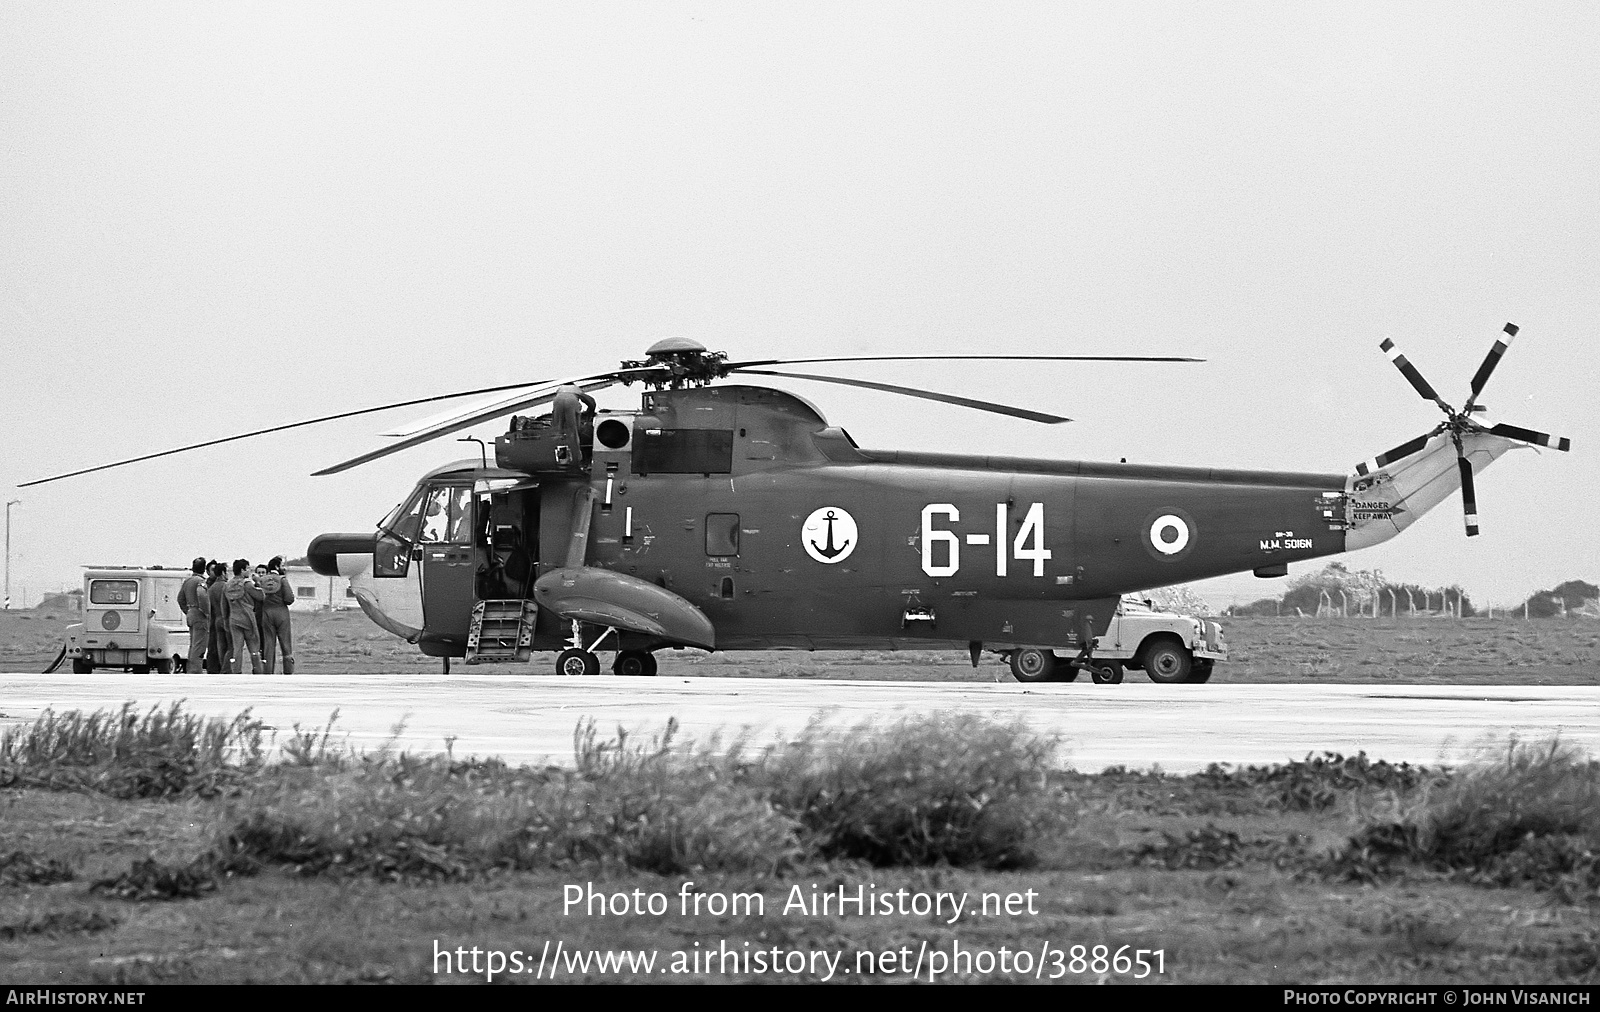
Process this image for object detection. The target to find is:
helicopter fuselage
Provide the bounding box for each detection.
[315,383,1457,662]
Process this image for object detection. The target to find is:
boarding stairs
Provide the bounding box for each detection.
[465,599,537,663]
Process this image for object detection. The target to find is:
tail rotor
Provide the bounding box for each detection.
[1363,322,1571,537]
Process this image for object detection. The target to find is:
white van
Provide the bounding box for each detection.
[62,567,192,673]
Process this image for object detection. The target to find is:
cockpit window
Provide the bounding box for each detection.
[420,486,473,544]
[379,487,428,543]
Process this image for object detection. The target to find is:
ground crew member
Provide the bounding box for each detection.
[224,559,265,674]
[259,556,296,674]
[178,556,209,675]
[551,384,596,466]
[206,561,229,673]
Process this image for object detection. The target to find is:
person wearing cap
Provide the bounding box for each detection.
[177,557,209,674]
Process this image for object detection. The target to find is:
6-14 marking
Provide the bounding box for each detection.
[921,502,1052,578]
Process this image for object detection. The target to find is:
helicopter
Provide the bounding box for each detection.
[24,326,1569,684]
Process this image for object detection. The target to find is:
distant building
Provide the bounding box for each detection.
[282,566,358,612]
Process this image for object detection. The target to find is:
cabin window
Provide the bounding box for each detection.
[634,429,734,474]
[705,513,740,556]
[296,586,316,598]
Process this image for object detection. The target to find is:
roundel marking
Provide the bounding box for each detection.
[1149,514,1190,556]
[802,506,858,564]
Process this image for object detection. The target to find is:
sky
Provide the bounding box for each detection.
[2,2,1596,612]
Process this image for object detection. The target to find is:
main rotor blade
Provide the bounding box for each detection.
[726,353,1203,370]
[18,379,553,488]
[730,368,1071,424]
[1378,338,1451,413]
[1455,438,1480,537]
[1463,322,1518,414]
[377,366,660,439]
[311,372,639,476]
[1487,423,1572,452]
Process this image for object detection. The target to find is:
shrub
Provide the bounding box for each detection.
[221,721,801,880]
[754,712,1072,869]
[218,713,1075,879]
[1419,739,1600,871]
[0,702,265,798]
[1196,752,1437,811]
[0,850,75,886]
[1329,738,1600,897]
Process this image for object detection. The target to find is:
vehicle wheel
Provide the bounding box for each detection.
[613,650,658,676]
[1142,638,1192,684]
[1188,659,1215,684]
[71,657,93,674]
[1008,647,1056,683]
[152,658,173,674]
[131,665,150,675]
[1090,660,1125,684]
[556,648,600,677]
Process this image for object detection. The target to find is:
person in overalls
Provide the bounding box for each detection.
[206,561,230,673]
[178,557,209,674]
[224,559,266,674]
[259,556,296,674]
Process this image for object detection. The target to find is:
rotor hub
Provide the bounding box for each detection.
[622,339,731,389]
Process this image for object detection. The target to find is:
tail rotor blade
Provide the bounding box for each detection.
[1457,450,1480,537]
[1463,323,1518,412]
[1379,338,1451,412]
[1355,432,1435,475]
[1488,423,1572,452]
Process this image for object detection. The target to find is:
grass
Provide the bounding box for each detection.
[218,712,1063,880]
[2,702,1598,984]
[1329,738,1600,902]
[5,608,1600,683]
[0,702,265,798]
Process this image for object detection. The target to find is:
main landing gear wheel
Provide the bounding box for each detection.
[1089,660,1124,684]
[1051,660,1080,683]
[556,648,600,677]
[1008,647,1056,683]
[1142,639,1192,684]
[613,650,658,676]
